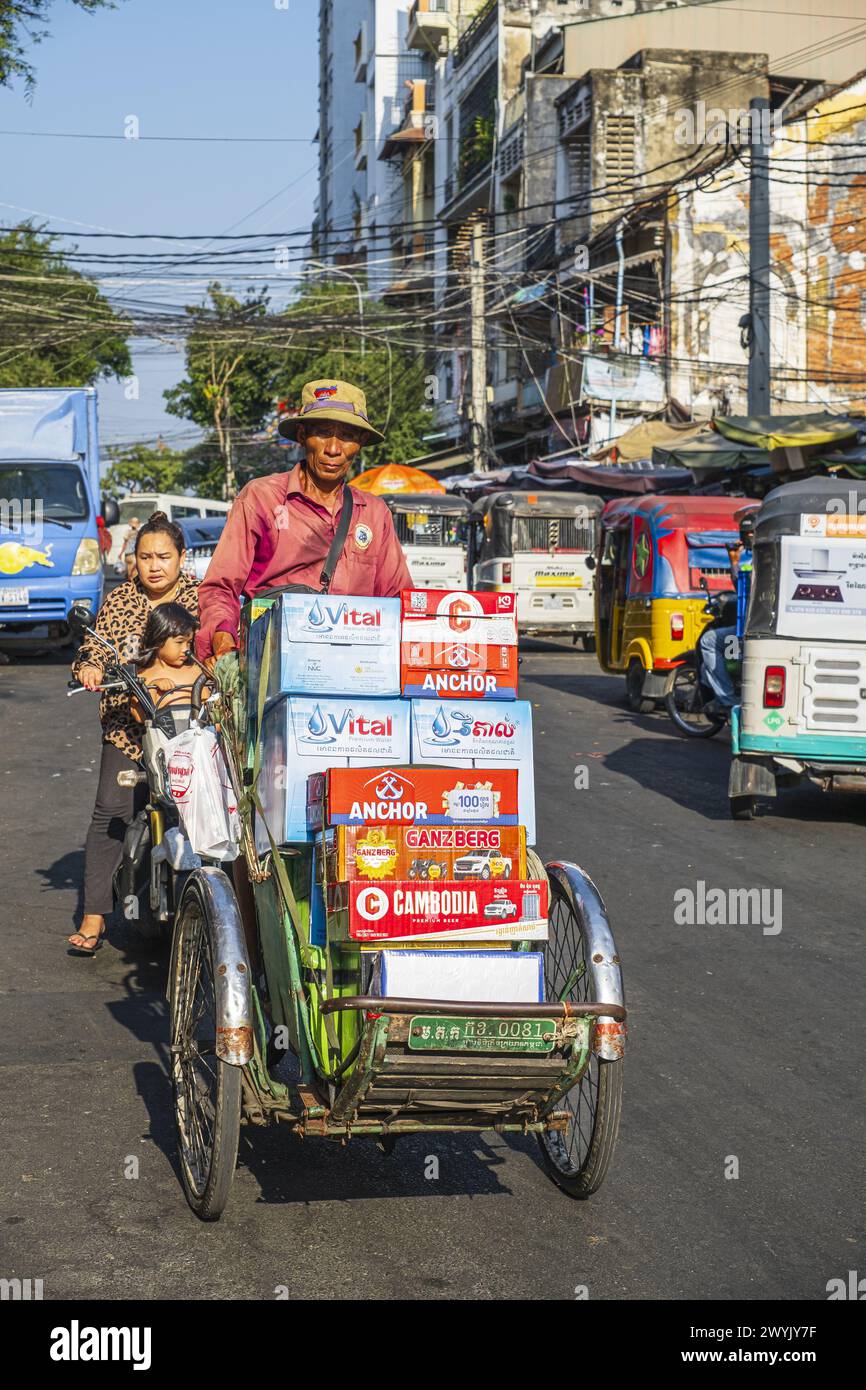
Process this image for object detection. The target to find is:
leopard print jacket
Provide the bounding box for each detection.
[71,573,200,761]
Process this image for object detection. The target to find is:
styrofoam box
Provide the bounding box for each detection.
[410,699,535,843]
[256,696,411,847]
[372,949,544,1003]
[265,593,401,701]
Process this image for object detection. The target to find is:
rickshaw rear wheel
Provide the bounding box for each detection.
[170,877,242,1221]
[535,862,623,1199]
[730,795,758,821]
[581,633,597,653]
[626,659,654,713]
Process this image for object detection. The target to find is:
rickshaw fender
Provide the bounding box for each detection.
[169,867,254,1066]
[624,638,653,675]
[545,861,626,1061]
[728,757,777,799]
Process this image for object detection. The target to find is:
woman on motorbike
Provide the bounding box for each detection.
[67,513,199,955]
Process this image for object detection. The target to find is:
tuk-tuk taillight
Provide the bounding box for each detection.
[763,666,786,708]
[670,613,684,640]
[502,562,512,584]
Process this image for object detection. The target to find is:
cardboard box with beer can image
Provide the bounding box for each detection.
[317,823,527,892]
[327,878,549,944]
[400,589,518,700]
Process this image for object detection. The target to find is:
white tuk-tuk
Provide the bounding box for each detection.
[383,493,470,590]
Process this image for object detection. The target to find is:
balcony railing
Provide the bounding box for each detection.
[454,0,498,70]
[407,0,451,53]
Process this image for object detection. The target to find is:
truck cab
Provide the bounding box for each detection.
[0,388,110,651]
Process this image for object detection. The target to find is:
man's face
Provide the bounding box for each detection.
[299,421,368,487]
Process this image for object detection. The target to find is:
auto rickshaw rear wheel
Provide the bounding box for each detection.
[626,659,654,713]
[729,795,758,821]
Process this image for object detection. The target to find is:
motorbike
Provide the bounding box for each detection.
[663,583,740,738]
[68,602,212,939]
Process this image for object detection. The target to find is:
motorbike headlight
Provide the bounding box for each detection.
[72,538,101,575]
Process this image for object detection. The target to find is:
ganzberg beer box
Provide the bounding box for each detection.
[306,766,520,832]
[265,592,401,701]
[255,696,410,848]
[400,589,518,700]
[410,699,536,842]
[329,878,549,944]
[318,824,527,889]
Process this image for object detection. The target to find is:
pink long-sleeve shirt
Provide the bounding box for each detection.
[196,464,413,659]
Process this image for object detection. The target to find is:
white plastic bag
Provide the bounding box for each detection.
[166,723,240,862]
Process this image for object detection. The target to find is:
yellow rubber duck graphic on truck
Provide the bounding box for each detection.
[0,541,54,575]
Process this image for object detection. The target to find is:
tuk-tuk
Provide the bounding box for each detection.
[382,493,469,590]
[470,491,603,646]
[594,494,745,709]
[729,478,866,819]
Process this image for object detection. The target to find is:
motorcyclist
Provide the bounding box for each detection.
[698,511,756,712]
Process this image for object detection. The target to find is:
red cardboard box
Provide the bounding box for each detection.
[400,591,519,700]
[319,823,527,887]
[332,878,549,943]
[307,766,520,831]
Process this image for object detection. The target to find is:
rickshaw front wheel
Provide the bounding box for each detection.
[170,877,243,1221]
[536,865,623,1199]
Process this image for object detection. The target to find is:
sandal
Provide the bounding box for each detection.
[67,930,105,957]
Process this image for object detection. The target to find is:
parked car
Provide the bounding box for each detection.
[453,847,512,879]
[178,516,227,582]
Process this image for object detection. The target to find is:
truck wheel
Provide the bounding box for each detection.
[625,660,653,713]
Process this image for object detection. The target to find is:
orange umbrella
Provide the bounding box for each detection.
[351,463,446,495]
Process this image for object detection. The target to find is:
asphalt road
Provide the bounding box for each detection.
[1,639,863,1301]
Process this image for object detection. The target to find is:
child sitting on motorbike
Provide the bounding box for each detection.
[131,603,212,718]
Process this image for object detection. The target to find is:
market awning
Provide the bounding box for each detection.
[592,418,708,464]
[713,413,860,452]
[653,434,771,472]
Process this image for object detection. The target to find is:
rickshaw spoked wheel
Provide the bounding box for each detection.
[626,659,654,713]
[530,855,623,1200]
[170,879,242,1221]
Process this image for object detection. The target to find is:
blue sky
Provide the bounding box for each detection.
[0,0,320,455]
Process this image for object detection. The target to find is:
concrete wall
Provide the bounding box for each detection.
[563,0,866,88]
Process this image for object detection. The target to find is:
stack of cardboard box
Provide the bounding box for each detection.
[244,589,544,1004]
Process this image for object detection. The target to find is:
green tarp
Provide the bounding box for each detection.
[713,413,860,452]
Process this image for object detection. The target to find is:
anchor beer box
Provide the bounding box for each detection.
[265,592,401,701]
[400,589,518,700]
[306,766,521,832]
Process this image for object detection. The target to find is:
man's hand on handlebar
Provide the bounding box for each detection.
[206,631,237,673]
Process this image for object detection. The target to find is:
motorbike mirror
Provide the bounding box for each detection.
[585,554,597,570]
[69,602,95,635]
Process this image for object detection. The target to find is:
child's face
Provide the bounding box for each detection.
[160,633,193,667]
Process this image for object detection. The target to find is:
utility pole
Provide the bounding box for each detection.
[748,95,771,416]
[469,221,489,473]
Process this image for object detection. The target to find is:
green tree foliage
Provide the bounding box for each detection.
[0,224,132,387]
[164,283,284,500]
[0,1,117,93]
[101,443,189,499]
[275,280,433,474]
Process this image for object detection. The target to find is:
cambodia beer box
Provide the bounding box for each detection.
[307,766,520,832]
[318,823,527,890]
[400,589,518,700]
[265,592,400,701]
[410,699,536,842]
[256,696,410,848]
[329,878,549,943]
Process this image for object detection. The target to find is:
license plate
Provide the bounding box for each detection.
[0,587,29,607]
[408,1015,556,1053]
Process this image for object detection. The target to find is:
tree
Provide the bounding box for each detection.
[274,280,433,474]
[164,283,284,501]
[0,224,132,387]
[101,443,188,499]
[0,1,117,93]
